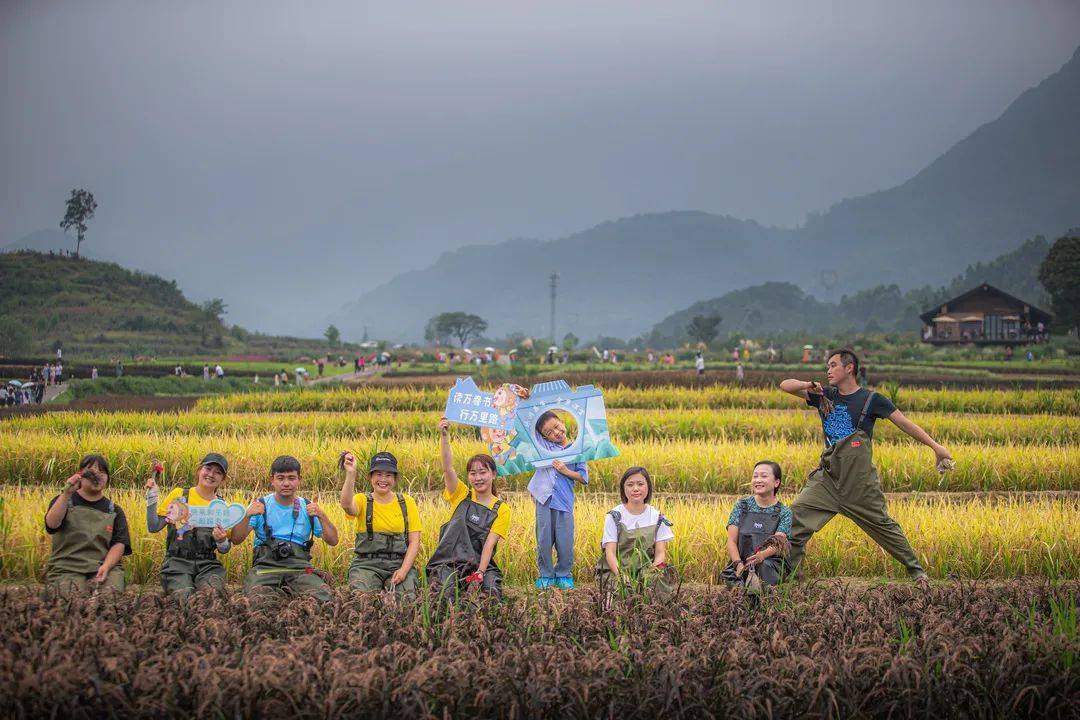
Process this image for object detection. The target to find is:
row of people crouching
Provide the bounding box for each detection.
[43,423,791,600]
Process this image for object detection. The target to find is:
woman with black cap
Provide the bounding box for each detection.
[145,452,233,597]
[338,450,422,593]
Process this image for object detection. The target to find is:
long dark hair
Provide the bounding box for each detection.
[619,466,653,504]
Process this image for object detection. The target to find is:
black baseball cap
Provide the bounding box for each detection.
[199,452,229,474]
[369,451,398,474]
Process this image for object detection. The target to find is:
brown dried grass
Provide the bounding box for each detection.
[0,581,1075,719]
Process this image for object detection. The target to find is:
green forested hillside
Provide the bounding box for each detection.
[0,251,219,356]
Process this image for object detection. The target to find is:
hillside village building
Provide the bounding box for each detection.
[920,283,1051,345]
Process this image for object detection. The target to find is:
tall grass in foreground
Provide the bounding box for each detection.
[5,431,1078,492]
[2,488,1076,583]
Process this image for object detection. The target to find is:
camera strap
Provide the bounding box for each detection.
[261,494,315,551]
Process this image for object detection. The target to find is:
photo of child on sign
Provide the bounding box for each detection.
[444,378,619,476]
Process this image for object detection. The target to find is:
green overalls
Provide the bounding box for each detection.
[242,495,332,602]
[160,489,226,596]
[788,392,926,579]
[348,492,418,593]
[425,493,504,600]
[45,498,125,593]
[595,510,676,599]
[720,504,786,587]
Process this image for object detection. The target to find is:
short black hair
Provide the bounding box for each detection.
[827,347,860,377]
[78,454,110,477]
[535,410,562,437]
[619,466,653,504]
[753,460,783,494]
[270,455,302,476]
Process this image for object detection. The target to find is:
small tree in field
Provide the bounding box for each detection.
[686,314,722,346]
[324,325,341,347]
[428,312,488,348]
[60,188,97,259]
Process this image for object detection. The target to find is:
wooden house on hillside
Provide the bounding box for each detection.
[919,283,1051,345]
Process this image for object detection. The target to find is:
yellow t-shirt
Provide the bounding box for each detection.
[157,487,216,515]
[349,492,421,535]
[442,482,511,539]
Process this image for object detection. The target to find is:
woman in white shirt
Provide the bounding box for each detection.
[596,466,675,598]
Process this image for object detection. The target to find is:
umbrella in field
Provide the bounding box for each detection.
[7,380,23,387]
[803,344,814,349]
[484,347,496,353]
[548,346,559,352]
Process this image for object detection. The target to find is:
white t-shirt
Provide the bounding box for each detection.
[695,357,704,370]
[601,504,674,547]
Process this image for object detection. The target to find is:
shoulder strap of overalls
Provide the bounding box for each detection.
[654,512,672,542]
[107,499,114,513]
[181,489,190,504]
[296,497,315,550]
[261,494,275,540]
[396,493,409,535]
[854,390,876,431]
[608,509,623,543]
[365,492,374,540]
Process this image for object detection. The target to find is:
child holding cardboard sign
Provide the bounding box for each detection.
[529,410,589,590]
[145,453,233,597]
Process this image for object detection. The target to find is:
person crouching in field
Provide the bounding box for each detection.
[596,466,676,598]
[721,461,791,589]
[43,454,131,594]
[231,456,339,601]
[145,453,233,597]
[426,418,513,600]
[529,410,589,590]
[337,450,421,594]
[780,348,953,585]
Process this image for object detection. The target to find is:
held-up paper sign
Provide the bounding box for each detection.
[163,497,247,538]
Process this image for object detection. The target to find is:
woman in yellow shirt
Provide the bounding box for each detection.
[145,453,232,597]
[426,418,512,599]
[338,450,421,593]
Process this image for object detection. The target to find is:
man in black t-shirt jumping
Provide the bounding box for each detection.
[780,348,953,585]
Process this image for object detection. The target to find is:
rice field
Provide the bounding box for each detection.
[2,488,1077,583]
[8,408,1080,444]
[195,385,1080,415]
[4,431,1078,492]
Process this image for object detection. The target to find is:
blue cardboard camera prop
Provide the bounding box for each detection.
[443,377,619,476]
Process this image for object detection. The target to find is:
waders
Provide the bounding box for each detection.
[425,494,504,600]
[595,510,676,600]
[160,489,226,596]
[788,401,926,579]
[348,492,417,593]
[45,499,125,593]
[720,506,785,587]
[242,495,332,601]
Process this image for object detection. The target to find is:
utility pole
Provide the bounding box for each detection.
[549,272,559,344]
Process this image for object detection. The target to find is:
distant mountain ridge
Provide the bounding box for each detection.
[334,44,1080,342]
[647,236,1053,345]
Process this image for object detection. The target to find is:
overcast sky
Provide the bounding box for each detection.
[3,0,1078,335]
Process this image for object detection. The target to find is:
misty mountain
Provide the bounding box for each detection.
[647,235,1053,345]
[334,45,1080,343]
